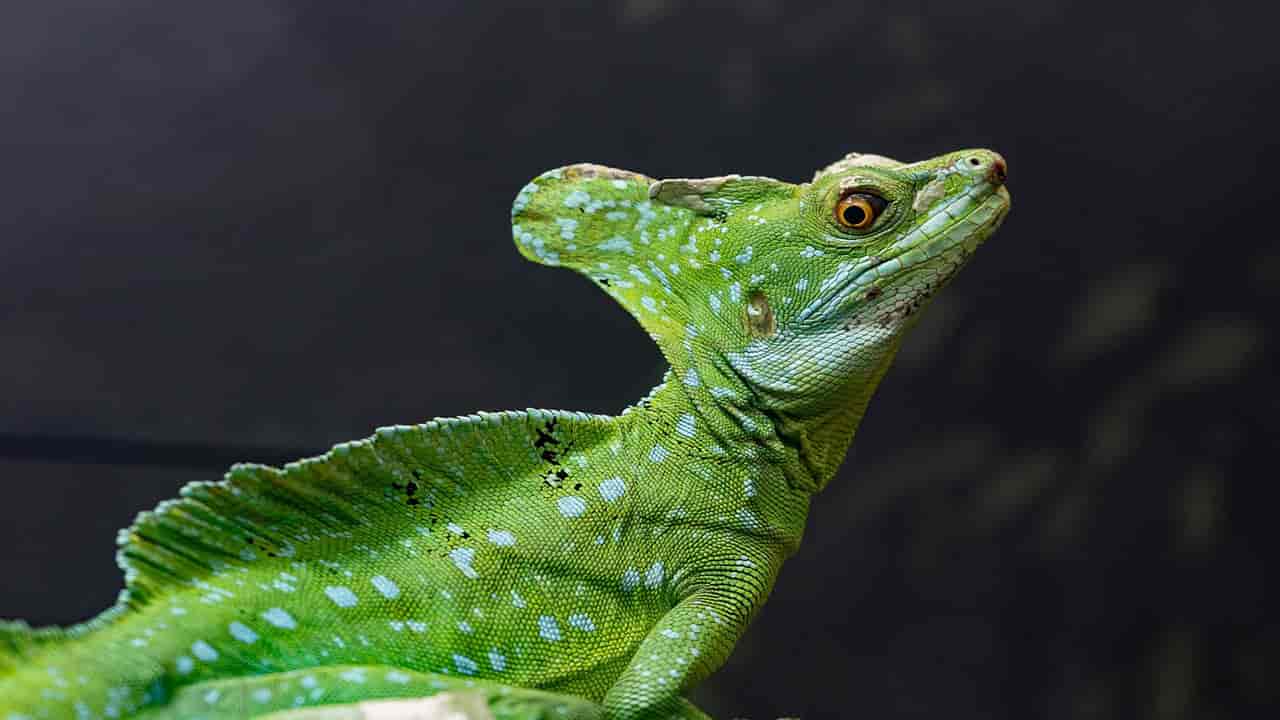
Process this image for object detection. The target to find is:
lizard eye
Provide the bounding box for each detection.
[835,192,887,230]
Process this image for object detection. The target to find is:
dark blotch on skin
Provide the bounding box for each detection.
[745,290,776,338]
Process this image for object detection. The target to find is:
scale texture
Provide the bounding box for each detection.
[1,148,1010,720]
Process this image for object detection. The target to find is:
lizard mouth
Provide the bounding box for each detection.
[795,182,1010,326]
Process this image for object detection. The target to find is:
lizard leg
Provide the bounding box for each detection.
[133,665,602,720]
[602,590,755,720]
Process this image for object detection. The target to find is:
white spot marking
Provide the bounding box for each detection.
[488,648,507,671]
[191,640,218,662]
[453,654,478,675]
[645,561,665,588]
[371,575,400,599]
[538,615,562,641]
[261,608,297,630]
[676,414,696,438]
[229,622,258,645]
[557,496,587,517]
[324,586,359,608]
[449,548,479,579]
[487,529,516,546]
[598,476,626,502]
[598,236,634,254]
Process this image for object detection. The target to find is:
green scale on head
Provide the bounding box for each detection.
[1,149,1008,720]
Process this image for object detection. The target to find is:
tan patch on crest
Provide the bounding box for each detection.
[563,163,651,183]
[649,175,738,212]
[814,152,905,180]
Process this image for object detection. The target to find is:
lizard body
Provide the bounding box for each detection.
[1,148,1010,720]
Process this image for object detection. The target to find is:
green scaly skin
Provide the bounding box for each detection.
[1,148,1010,720]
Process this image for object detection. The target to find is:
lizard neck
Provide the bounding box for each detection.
[631,343,821,495]
[618,370,812,556]
[641,329,905,495]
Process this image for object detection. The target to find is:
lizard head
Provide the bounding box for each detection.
[513,149,1009,480]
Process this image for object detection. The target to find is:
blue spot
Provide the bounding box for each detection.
[622,569,641,592]
[563,190,591,209]
[324,586,359,608]
[228,621,258,645]
[557,496,587,518]
[538,615,562,641]
[568,613,596,632]
[598,477,626,503]
[645,562,664,588]
[676,414,696,438]
[371,575,400,599]
[488,649,507,672]
[449,548,479,579]
[261,607,297,630]
[453,654,479,675]
[191,640,218,662]
[487,529,516,546]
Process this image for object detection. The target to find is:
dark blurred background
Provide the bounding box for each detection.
[2,1,1276,718]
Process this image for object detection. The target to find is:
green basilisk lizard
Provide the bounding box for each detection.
[1,148,1010,720]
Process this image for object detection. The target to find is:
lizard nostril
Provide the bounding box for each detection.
[988,156,1008,185]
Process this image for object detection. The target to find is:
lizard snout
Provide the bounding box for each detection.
[988,154,1008,185]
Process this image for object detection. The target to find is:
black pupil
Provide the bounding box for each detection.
[842,204,867,225]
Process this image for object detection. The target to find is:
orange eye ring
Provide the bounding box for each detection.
[835,193,884,230]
